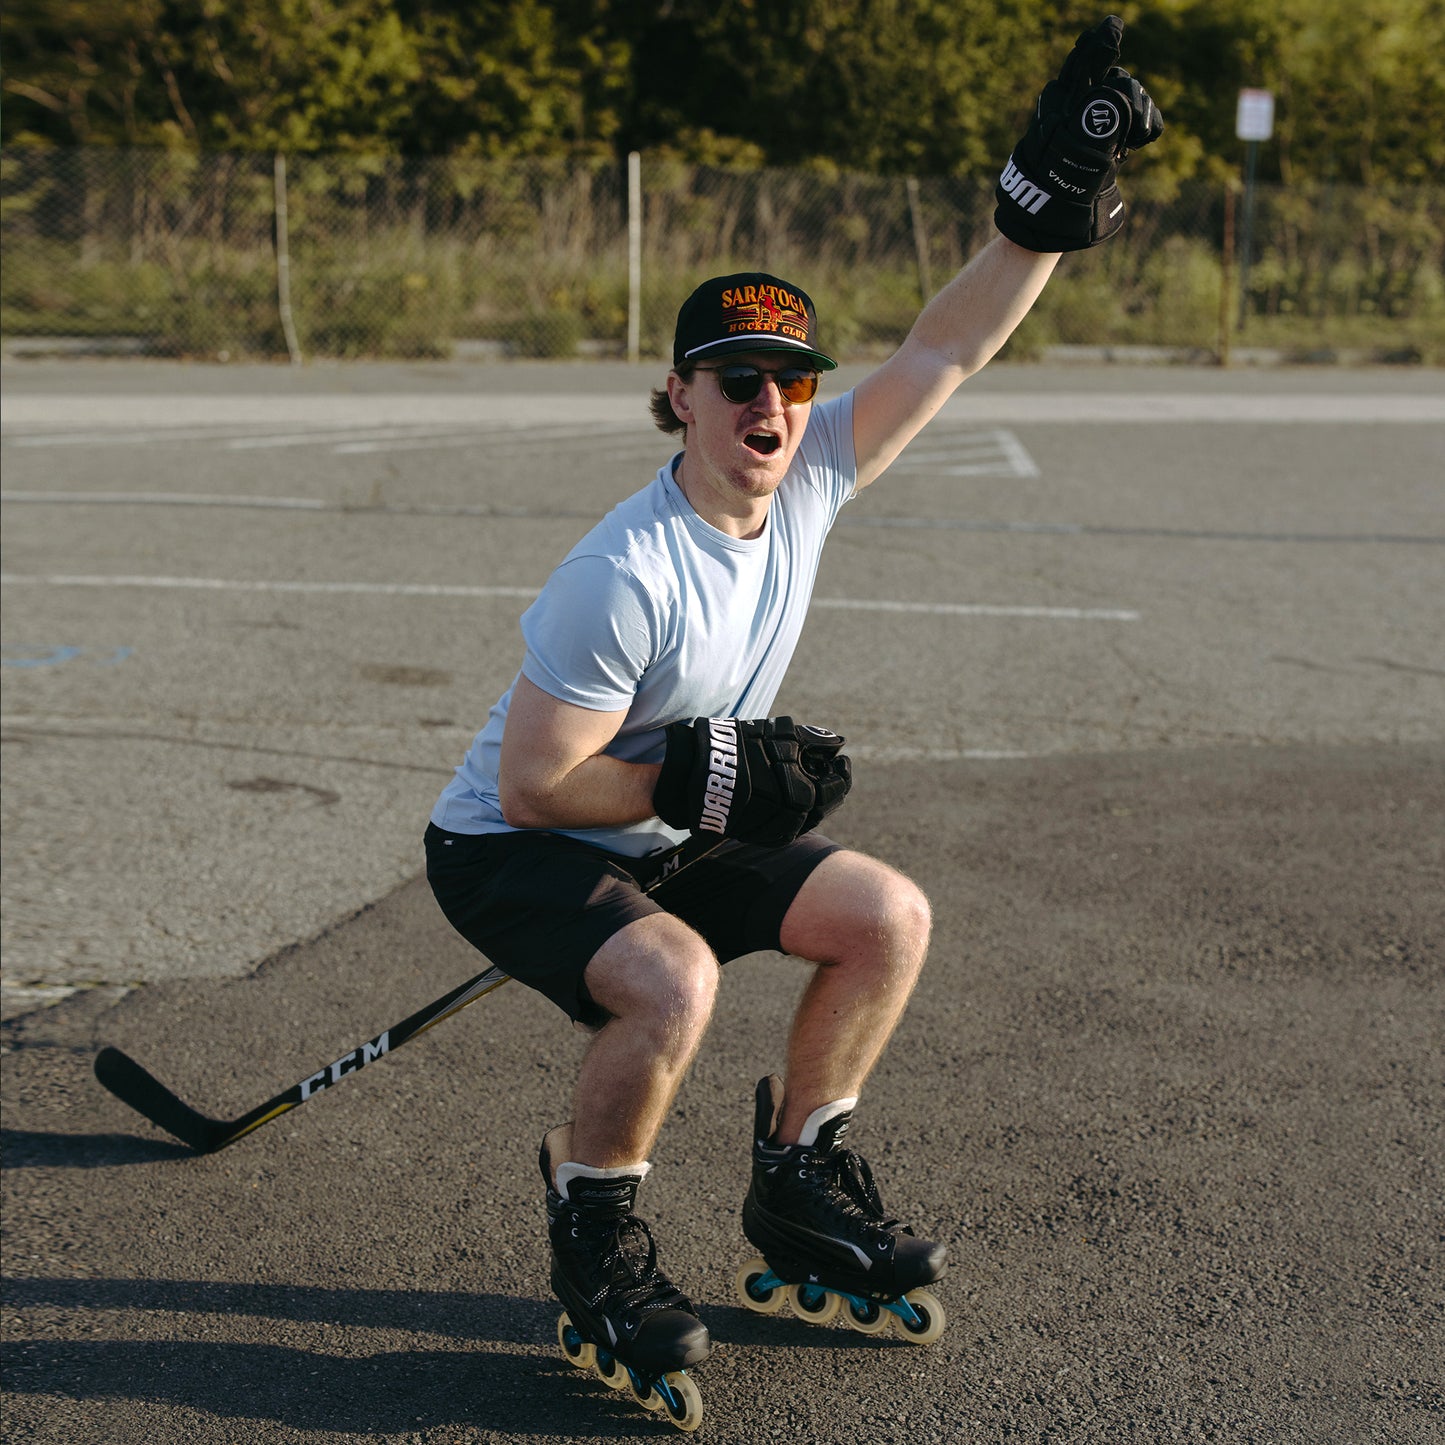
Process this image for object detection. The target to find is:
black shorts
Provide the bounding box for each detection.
[424,824,841,1026]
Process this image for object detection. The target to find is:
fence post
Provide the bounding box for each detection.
[273,153,303,365]
[1218,182,1235,367]
[906,176,933,303]
[628,151,642,364]
[1236,139,1260,333]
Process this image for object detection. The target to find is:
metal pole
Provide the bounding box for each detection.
[627,151,642,364]
[1236,139,1259,334]
[273,153,303,365]
[906,176,933,303]
[1218,182,1235,367]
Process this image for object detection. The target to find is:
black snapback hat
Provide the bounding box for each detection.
[672,272,837,371]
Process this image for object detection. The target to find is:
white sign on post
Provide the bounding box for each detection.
[1236,88,1275,142]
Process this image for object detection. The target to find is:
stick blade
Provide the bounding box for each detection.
[94,1046,226,1154]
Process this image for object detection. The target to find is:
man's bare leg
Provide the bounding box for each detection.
[563,912,721,1171]
[542,913,717,1385]
[773,851,932,1143]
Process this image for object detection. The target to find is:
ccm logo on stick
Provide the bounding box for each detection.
[300,1033,390,1099]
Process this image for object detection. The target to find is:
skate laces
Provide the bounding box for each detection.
[574,1208,694,1317]
[799,1144,909,1238]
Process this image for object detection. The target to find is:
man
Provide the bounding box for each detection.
[426,15,1160,1420]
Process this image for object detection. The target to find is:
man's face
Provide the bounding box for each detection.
[666,352,817,512]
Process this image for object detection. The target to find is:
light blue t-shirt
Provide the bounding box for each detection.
[431,389,857,855]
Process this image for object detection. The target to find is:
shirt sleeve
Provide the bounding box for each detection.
[794,389,859,517]
[519,553,659,712]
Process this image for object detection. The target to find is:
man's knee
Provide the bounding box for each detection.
[889,870,932,953]
[863,865,932,965]
[585,915,720,1033]
[780,852,932,965]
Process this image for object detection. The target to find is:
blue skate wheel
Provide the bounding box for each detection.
[787,1283,842,1324]
[628,1368,664,1411]
[658,1371,704,1432]
[843,1297,891,1334]
[557,1312,597,1369]
[734,1256,786,1315]
[594,1350,629,1389]
[892,1288,947,1345]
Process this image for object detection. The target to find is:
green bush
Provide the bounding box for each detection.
[3,150,1440,363]
[1,242,180,337]
[1135,237,1223,347]
[496,308,585,358]
[291,261,458,359]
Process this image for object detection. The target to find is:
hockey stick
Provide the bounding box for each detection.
[94,963,511,1154]
[94,837,725,1154]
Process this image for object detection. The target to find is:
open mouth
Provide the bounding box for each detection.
[745,432,782,457]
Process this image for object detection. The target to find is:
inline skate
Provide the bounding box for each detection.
[735,1075,948,1344]
[542,1125,709,1431]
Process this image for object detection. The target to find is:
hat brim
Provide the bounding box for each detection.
[681,335,837,372]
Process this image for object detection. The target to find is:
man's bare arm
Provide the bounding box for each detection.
[497,675,660,830]
[850,236,1059,491]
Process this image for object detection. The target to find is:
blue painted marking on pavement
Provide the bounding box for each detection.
[0,645,133,668]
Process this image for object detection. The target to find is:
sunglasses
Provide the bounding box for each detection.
[694,363,819,406]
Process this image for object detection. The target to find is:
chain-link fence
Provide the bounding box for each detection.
[3,146,1442,364]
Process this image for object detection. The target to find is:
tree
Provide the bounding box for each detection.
[2,0,1442,185]
[3,1,425,151]
[396,0,630,156]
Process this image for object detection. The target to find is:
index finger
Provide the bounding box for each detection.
[1063,15,1125,96]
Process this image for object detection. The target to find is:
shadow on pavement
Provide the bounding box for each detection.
[1,1333,649,1436]
[1,1128,193,1168]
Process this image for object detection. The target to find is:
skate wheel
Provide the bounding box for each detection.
[893,1288,946,1346]
[734,1256,786,1315]
[557,1312,597,1369]
[658,1371,704,1432]
[786,1282,841,1325]
[594,1350,628,1390]
[843,1296,892,1334]
[630,1372,664,1411]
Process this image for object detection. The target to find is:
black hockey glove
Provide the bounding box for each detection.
[654,717,853,848]
[794,723,851,833]
[995,15,1164,253]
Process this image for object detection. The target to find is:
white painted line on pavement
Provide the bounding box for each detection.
[4,391,1442,431]
[223,425,470,450]
[2,490,330,509]
[812,596,1139,621]
[850,745,1032,761]
[330,432,667,457]
[0,573,538,601]
[0,572,1139,620]
[996,428,1044,478]
[893,426,1041,479]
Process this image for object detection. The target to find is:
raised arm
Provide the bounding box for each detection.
[852,237,1058,489]
[851,15,1163,491]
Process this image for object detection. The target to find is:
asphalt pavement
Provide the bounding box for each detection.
[2,359,1442,1443]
